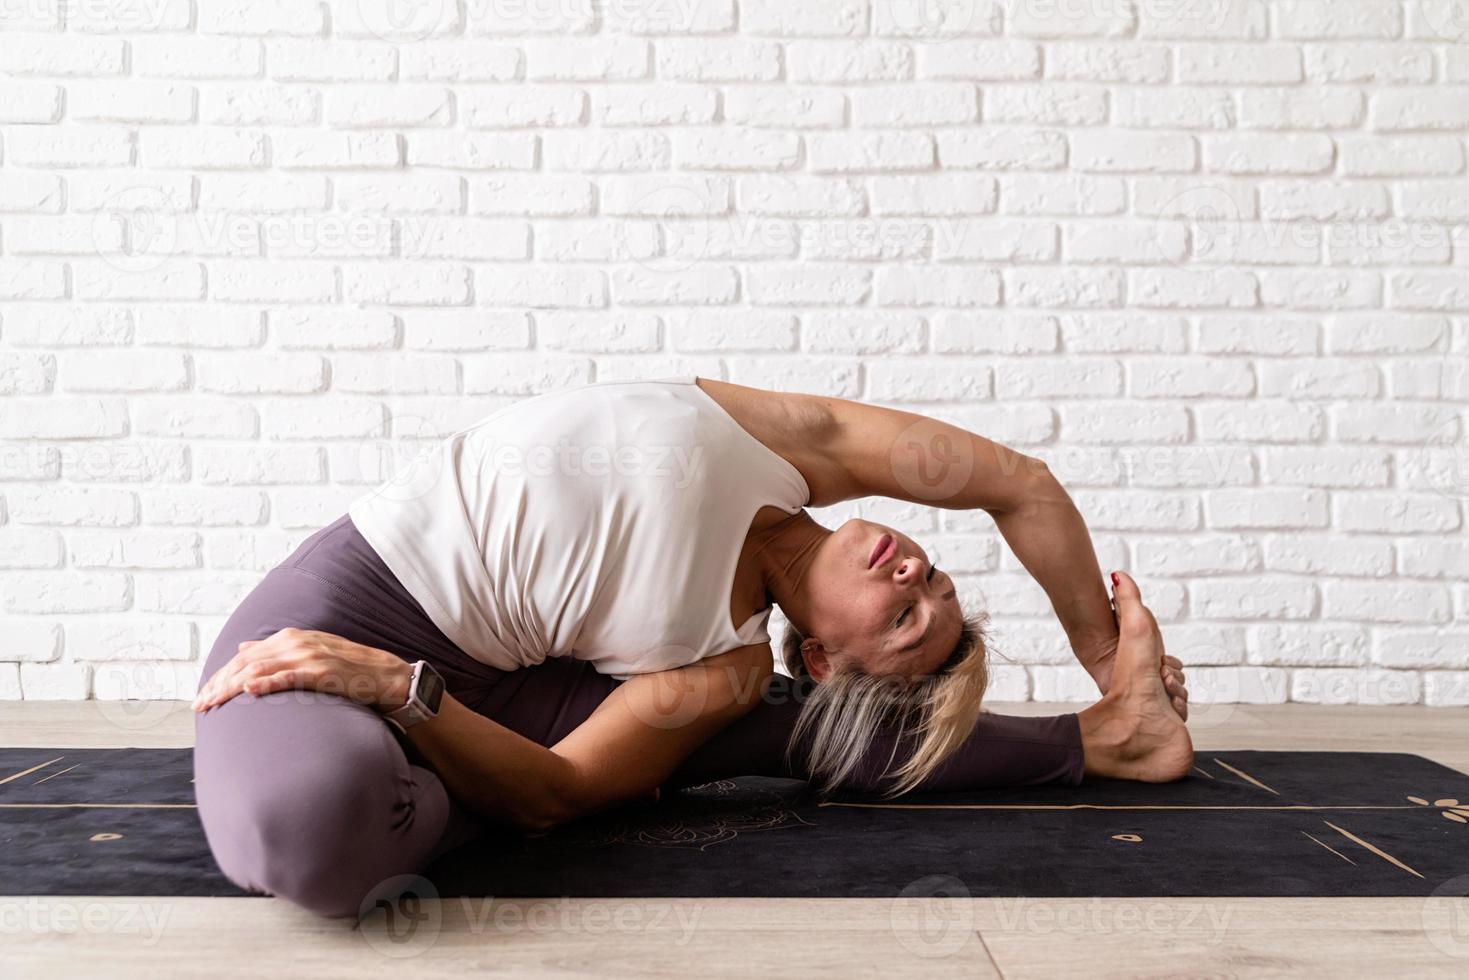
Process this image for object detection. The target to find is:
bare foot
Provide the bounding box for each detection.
[1077,571,1194,782]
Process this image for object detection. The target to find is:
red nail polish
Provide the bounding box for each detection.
[1111,572,1119,588]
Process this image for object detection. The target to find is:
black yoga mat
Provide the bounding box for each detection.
[3,748,1468,899]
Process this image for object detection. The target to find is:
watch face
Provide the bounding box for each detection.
[417,664,445,713]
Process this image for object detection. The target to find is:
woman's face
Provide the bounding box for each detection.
[797,518,963,681]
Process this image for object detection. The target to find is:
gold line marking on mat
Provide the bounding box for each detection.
[0,757,64,786]
[1322,821,1423,880]
[1192,766,1215,780]
[33,763,79,785]
[818,802,1415,813]
[1302,831,1356,866]
[0,803,196,810]
[1212,758,1279,796]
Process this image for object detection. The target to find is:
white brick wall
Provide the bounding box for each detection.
[1,0,1466,706]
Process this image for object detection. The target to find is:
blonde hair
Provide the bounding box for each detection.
[779,612,990,797]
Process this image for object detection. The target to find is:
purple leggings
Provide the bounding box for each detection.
[194,514,1084,917]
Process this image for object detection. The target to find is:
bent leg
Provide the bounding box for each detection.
[194,563,469,918]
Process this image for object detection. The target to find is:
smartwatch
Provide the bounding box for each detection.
[383,660,445,734]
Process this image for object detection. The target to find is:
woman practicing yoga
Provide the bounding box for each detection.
[193,375,1193,918]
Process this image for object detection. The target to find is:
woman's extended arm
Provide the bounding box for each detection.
[796,393,1122,690]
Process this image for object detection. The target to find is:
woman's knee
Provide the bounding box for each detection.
[197,700,451,918]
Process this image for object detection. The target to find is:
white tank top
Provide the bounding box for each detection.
[347,376,810,680]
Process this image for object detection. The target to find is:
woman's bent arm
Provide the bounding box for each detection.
[406,642,775,832]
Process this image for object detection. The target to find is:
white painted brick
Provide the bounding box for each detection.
[399,42,518,81]
[337,175,461,215]
[474,266,605,308]
[1263,533,1393,577]
[1192,577,1317,620]
[1205,489,1330,530]
[326,86,453,128]
[871,0,1003,38]
[72,82,195,124]
[20,663,92,700]
[932,314,1056,353]
[1323,581,1453,624]
[462,355,595,395]
[199,0,324,36]
[1203,134,1335,175]
[402,311,532,351]
[0,35,127,75]
[0,621,61,661]
[464,87,586,128]
[1045,42,1167,81]
[1260,448,1391,488]
[1003,175,1125,216]
[1136,534,1257,576]
[1196,317,1318,355]
[1240,90,1365,130]
[852,85,977,127]
[1399,540,1469,580]
[0,398,129,439]
[0,530,64,570]
[786,41,915,82]
[873,266,999,307]
[985,85,1106,126]
[1248,623,1370,668]
[867,360,992,401]
[135,36,261,77]
[1276,1,1403,39]
[938,128,1066,169]
[141,489,268,526]
[1373,89,1469,131]
[808,132,934,172]
[1176,44,1302,84]
[1114,88,1236,129]
[1057,403,1190,445]
[1073,489,1199,532]
[472,175,595,216]
[1376,629,1469,669]
[1306,43,1432,83]
[1071,132,1196,174]
[1060,314,1188,353]
[1335,492,1462,534]
[607,85,722,126]
[270,39,395,81]
[6,574,130,614]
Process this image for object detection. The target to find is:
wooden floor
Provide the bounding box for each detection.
[5,701,1469,978]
